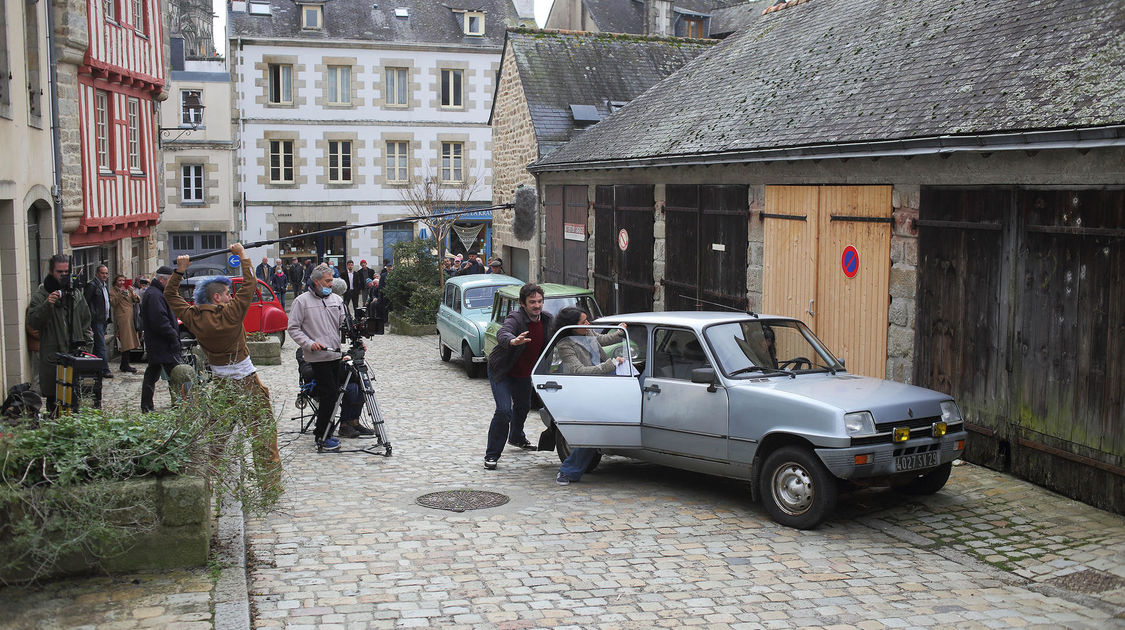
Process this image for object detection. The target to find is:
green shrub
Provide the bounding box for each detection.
[384,238,441,325]
[0,379,281,583]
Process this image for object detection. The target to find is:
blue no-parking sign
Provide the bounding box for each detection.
[228,254,241,268]
[841,246,859,278]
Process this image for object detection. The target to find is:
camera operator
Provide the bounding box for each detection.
[166,243,281,481]
[288,264,373,451]
[26,254,92,413]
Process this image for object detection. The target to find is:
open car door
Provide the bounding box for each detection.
[531,325,642,448]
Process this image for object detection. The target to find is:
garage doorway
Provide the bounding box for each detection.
[664,185,749,312]
[593,185,655,315]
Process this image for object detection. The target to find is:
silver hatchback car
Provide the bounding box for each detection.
[532,312,967,530]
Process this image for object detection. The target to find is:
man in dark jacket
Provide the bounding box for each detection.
[27,254,92,413]
[255,257,272,282]
[83,264,113,377]
[140,266,183,412]
[287,259,304,299]
[483,283,553,470]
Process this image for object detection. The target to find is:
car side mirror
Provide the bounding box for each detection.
[691,367,719,392]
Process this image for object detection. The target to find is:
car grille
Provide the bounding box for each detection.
[850,416,963,446]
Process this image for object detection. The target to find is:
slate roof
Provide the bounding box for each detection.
[533,0,1125,169]
[503,29,717,155]
[229,0,518,46]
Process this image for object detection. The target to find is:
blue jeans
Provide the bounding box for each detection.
[91,320,110,374]
[559,448,599,482]
[485,369,533,460]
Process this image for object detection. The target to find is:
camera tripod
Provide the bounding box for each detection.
[310,346,391,456]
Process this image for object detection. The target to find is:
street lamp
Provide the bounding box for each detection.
[157,91,205,145]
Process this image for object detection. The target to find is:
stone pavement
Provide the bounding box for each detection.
[2,332,1123,629]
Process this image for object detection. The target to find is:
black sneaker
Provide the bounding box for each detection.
[353,423,375,436]
[556,472,571,486]
[102,372,114,379]
[484,457,498,470]
[338,424,360,439]
[507,438,534,450]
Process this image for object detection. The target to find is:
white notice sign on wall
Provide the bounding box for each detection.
[564,223,585,241]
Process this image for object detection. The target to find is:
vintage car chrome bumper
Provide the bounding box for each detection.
[814,430,967,479]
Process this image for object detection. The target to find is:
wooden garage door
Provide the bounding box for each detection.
[763,185,892,378]
[543,185,589,287]
[593,185,655,315]
[665,185,749,311]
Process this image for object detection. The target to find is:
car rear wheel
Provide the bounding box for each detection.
[892,462,952,495]
[555,431,601,473]
[462,344,481,378]
[759,446,837,530]
[439,337,451,362]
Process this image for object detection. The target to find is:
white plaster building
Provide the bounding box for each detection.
[229,0,519,268]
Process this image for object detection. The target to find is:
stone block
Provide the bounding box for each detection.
[892,184,920,210]
[889,266,916,299]
[887,324,914,357]
[160,476,211,527]
[247,339,281,366]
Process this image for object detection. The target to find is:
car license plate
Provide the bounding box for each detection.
[895,451,939,472]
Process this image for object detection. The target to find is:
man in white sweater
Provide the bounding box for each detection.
[287,264,351,451]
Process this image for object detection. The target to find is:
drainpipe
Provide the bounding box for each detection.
[46,0,64,250]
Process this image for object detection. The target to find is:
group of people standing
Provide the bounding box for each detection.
[254,256,390,318]
[442,251,504,277]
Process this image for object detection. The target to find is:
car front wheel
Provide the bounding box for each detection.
[462,344,481,378]
[759,446,837,530]
[893,462,952,495]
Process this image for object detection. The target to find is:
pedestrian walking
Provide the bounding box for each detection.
[109,274,140,373]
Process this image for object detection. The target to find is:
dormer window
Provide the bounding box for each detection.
[463,11,484,35]
[301,4,322,29]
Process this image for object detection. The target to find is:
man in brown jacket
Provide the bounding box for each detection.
[166,243,282,481]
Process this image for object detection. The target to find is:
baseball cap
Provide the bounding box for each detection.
[156,265,174,275]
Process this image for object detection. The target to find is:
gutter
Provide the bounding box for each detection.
[46,0,64,248]
[527,125,1125,173]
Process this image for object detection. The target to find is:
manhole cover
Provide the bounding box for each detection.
[416,490,510,512]
[1042,569,1125,594]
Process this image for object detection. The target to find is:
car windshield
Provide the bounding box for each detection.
[543,295,602,319]
[464,285,505,310]
[704,319,840,377]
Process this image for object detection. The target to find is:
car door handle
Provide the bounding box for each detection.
[537,381,562,391]
[643,384,661,394]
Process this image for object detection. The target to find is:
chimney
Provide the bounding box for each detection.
[644,0,673,37]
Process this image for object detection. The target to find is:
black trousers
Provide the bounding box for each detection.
[141,361,180,412]
[310,360,342,441]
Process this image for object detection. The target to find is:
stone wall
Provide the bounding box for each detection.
[53,0,88,242]
[887,184,919,384]
[489,42,540,278]
[1,475,211,582]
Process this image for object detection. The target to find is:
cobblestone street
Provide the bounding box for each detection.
[2,332,1123,629]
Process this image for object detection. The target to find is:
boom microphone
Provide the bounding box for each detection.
[331,278,347,296]
[512,185,538,242]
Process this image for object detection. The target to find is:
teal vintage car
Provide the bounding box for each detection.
[437,274,522,377]
[483,283,604,358]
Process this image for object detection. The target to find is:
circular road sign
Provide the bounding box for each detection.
[228,254,241,268]
[841,246,859,278]
[618,229,629,252]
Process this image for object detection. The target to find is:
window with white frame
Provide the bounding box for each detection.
[103,0,114,21]
[127,97,141,171]
[326,65,350,104]
[440,69,462,108]
[182,164,204,202]
[269,139,294,183]
[441,142,463,183]
[181,89,203,125]
[463,11,484,35]
[385,67,407,106]
[267,63,292,104]
[328,140,352,183]
[301,4,321,29]
[95,90,111,172]
[386,141,407,182]
[132,0,145,33]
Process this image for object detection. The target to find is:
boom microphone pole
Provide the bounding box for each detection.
[186,186,540,262]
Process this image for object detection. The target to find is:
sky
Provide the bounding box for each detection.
[534,0,552,26]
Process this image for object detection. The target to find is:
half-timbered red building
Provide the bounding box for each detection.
[73,0,165,247]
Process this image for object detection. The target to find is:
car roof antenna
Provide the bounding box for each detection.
[677,294,756,317]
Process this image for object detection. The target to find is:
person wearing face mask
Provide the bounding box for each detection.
[286,263,357,451]
[167,243,282,479]
[26,253,93,413]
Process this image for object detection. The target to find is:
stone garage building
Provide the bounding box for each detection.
[490,28,716,280]
[526,0,1125,511]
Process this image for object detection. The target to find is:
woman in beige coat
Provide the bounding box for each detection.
[109,274,141,373]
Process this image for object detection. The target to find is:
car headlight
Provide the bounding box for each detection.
[940,401,962,424]
[844,411,875,436]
